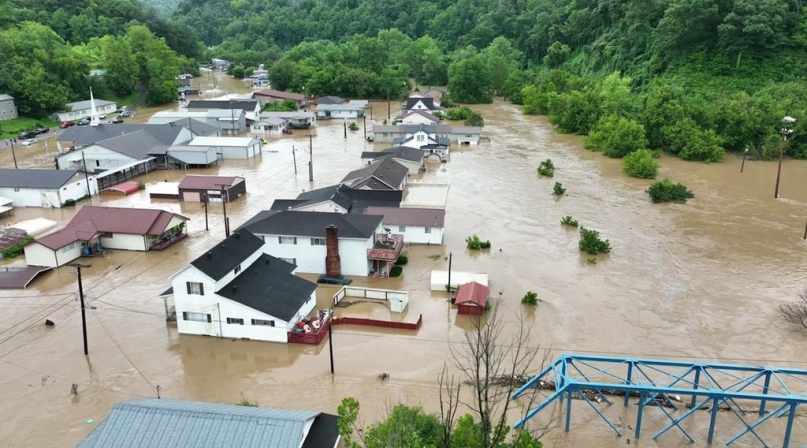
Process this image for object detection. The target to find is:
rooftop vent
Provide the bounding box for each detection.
[207,252,213,259]
[235,232,240,239]
[232,285,238,292]
[265,257,271,264]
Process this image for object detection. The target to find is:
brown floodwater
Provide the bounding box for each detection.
[1,69,807,447]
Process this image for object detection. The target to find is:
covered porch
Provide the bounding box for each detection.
[149,221,188,251]
[367,233,404,278]
[95,158,156,190]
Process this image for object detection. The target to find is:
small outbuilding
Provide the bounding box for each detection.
[187,136,261,160]
[178,175,246,203]
[455,281,489,315]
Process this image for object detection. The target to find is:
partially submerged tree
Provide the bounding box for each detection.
[779,288,807,330]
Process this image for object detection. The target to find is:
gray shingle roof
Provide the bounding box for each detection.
[64,98,116,112]
[57,120,216,146]
[341,158,408,190]
[272,185,401,213]
[314,96,344,105]
[217,255,318,321]
[185,99,259,112]
[191,230,265,281]
[93,130,167,159]
[241,210,382,239]
[361,147,426,163]
[76,398,320,448]
[0,169,78,189]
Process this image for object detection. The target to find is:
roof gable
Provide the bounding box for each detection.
[405,97,436,110]
[190,230,265,281]
[252,89,305,101]
[241,210,382,239]
[0,169,79,189]
[341,158,408,190]
[456,282,489,307]
[67,206,186,236]
[57,121,214,147]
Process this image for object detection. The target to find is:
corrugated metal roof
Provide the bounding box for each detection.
[455,282,489,307]
[252,89,305,101]
[76,398,320,448]
[0,266,51,289]
[189,136,259,147]
[179,175,241,190]
[0,169,79,189]
[62,98,116,112]
[364,206,445,227]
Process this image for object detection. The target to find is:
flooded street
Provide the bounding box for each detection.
[2,70,807,447]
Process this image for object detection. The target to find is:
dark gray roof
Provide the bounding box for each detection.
[302,414,340,448]
[76,398,320,448]
[393,135,450,147]
[361,147,426,163]
[314,96,344,105]
[93,130,167,159]
[57,120,215,146]
[185,99,259,112]
[270,199,310,211]
[241,210,382,239]
[190,230,265,281]
[405,97,439,110]
[0,169,78,189]
[271,185,402,213]
[341,158,408,190]
[166,118,219,136]
[217,255,317,321]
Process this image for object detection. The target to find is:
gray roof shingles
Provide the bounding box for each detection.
[341,158,409,190]
[76,398,320,448]
[0,169,78,189]
[57,120,217,146]
[241,210,382,239]
[191,230,265,281]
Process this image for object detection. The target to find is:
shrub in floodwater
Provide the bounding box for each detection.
[560,216,579,227]
[521,291,539,306]
[466,235,491,250]
[579,227,611,255]
[553,182,566,195]
[390,266,403,277]
[395,254,408,265]
[348,122,359,131]
[537,159,555,177]
[646,179,694,204]
[622,149,659,179]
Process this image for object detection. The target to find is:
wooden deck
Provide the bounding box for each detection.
[150,233,187,251]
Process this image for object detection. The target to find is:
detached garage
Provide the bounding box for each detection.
[455,282,489,316]
[178,175,246,203]
[187,136,261,160]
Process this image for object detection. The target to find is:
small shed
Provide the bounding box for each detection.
[455,282,489,315]
[166,145,218,167]
[148,182,180,200]
[178,175,246,203]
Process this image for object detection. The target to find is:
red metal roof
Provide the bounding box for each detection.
[35,220,100,250]
[178,175,241,190]
[103,181,140,195]
[455,282,489,308]
[252,89,305,101]
[0,266,52,289]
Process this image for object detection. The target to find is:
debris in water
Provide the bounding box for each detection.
[86,419,94,424]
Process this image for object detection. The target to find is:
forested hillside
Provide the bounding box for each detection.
[0,0,203,117]
[139,0,183,16]
[177,0,807,161]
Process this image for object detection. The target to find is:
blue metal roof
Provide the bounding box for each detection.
[77,398,320,448]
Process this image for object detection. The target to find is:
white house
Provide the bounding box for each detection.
[315,103,366,119]
[25,206,188,268]
[394,110,439,125]
[0,94,18,120]
[148,110,246,134]
[57,130,167,173]
[360,147,425,174]
[0,169,98,208]
[259,111,317,129]
[56,119,218,151]
[251,117,288,136]
[364,206,445,245]
[270,184,402,214]
[404,97,443,112]
[168,230,318,343]
[188,136,261,159]
[341,157,409,191]
[52,98,117,122]
[239,210,400,277]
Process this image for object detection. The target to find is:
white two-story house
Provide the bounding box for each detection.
[239,210,402,277]
[167,230,318,343]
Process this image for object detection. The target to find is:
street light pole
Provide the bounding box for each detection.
[9,140,17,169]
[774,116,796,199]
[740,147,749,173]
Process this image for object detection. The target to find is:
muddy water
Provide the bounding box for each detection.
[2,71,807,447]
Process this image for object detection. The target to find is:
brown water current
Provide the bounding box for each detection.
[1,70,807,447]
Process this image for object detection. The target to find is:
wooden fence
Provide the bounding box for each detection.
[333,314,422,331]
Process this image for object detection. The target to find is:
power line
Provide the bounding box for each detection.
[92,310,157,393]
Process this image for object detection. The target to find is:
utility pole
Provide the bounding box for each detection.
[292,146,297,174]
[308,133,313,182]
[446,252,452,292]
[203,195,209,231]
[740,147,749,173]
[343,121,347,139]
[328,315,334,374]
[68,263,91,356]
[775,116,796,199]
[387,88,391,120]
[803,215,807,240]
[215,185,230,236]
[9,140,17,169]
[370,102,373,120]
[81,152,92,197]
[363,114,366,140]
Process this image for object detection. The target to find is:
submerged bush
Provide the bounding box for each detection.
[521,291,539,305]
[466,235,491,250]
[579,227,611,254]
[622,149,659,179]
[389,266,403,277]
[647,179,695,204]
[537,159,555,177]
[553,182,566,195]
[560,215,579,227]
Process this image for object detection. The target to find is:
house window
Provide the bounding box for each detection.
[62,243,75,253]
[425,227,432,234]
[186,282,204,295]
[183,312,211,322]
[310,238,326,246]
[226,317,244,325]
[278,236,297,245]
[14,188,20,192]
[252,319,275,327]
[416,134,425,142]
[95,160,100,167]
[398,226,406,232]
[101,233,113,238]
[280,257,296,265]
[234,264,241,275]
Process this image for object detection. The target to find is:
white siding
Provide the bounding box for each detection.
[99,233,148,251]
[258,234,371,276]
[391,158,421,175]
[55,103,117,122]
[172,264,317,343]
[292,201,348,213]
[56,146,138,172]
[392,225,444,245]
[216,143,260,159]
[455,134,480,145]
[168,148,217,165]
[0,174,95,208]
[0,187,43,207]
[24,241,81,267]
[400,114,436,125]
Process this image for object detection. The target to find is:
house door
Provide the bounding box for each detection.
[182,191,201,202]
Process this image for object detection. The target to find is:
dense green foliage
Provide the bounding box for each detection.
[338,398,542,448]
[647,180,696,204]
[466,235,491,250]
[560,216,579,227]
[521,291,539,306]
[1,235,34,260]
[623,149,660,179]
[579,228,611,255]
[0,1,199,116]
[262,100,298,112]
[445,106,485,126]
[537,159,554,177]
[553,182,566,196]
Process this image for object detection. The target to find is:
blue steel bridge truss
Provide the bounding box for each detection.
[512,354,807,447]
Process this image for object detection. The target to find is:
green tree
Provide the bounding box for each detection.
[232,65,246,79]
[622,149,659,179]
[448,53,493,103]
[543,41,571,68]
[101,36,137,96]
[586,115,648,158]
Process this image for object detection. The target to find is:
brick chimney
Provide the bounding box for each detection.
[325,225,341,277]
